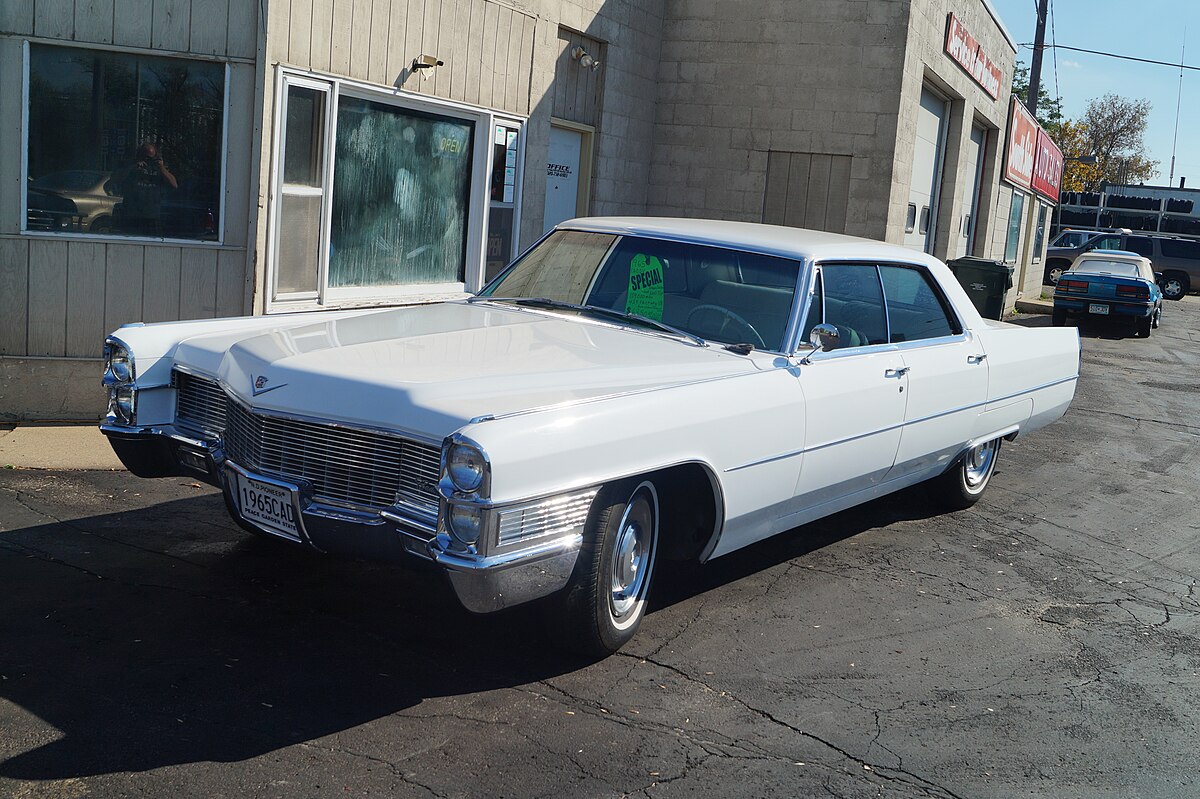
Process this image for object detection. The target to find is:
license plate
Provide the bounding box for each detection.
[1089,303,1109,315]
[233,472,300,538]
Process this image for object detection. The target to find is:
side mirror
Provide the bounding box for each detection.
[1155,271,1164,282]
[808,323,840,353]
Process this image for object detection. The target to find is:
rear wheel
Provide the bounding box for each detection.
[928,438,1001,511]
[1151,305,1162,329]
[1136,314,1152,337]
[1051,307,1067,326]
[559,479,659,657]
[1160,272,1189,301]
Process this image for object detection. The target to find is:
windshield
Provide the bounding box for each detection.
[480,230,803,350]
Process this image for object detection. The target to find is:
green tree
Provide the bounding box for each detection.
[1011,63,1066,135]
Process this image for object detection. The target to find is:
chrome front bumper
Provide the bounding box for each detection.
[101,424,587,613]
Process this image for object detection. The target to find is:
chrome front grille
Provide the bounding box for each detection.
[173,369,442,516]
[174,370,229,440]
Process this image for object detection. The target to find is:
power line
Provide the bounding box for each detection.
[1019,42,1200,71]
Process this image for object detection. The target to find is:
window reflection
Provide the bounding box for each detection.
[26,44,224,240]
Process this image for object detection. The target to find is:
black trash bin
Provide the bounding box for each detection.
[946,257,1014,320]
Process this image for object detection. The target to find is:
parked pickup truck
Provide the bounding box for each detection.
[100,218,1081,655]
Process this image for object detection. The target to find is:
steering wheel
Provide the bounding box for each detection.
[686,304,766,349]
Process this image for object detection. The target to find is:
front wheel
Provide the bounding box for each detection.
[558,480,660,656]
[1045,261,1069,285]
[928,438,1001,511]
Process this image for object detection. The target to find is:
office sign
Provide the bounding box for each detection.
[945,14,1002,99]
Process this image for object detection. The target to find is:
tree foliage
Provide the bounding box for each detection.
[1078,93,1158,190]
[1011,63,1066,134]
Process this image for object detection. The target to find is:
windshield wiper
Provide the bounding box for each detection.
[469,296,707,347]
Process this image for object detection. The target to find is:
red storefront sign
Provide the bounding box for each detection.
[1031,128,1065,203]
[1003,98,1065,203]
[1003,98,1038,191]
[944,14,1002,99]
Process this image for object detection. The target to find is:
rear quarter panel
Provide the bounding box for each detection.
[973,322,1080,438]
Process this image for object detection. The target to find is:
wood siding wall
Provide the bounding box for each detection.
[0,0,258,59]
[763,151,853,235]
[0,3,259,360]
[551,28,603,127]
[267,0,537,116]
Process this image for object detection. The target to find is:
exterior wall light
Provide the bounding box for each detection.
[412,54,444,81]
[570,45,600,71]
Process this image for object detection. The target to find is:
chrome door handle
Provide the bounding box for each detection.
[885,367,910,378]
[967,353,987,364]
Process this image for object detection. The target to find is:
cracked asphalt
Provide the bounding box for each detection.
[2,298,1199,798]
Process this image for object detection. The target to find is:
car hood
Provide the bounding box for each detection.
[174,301,760,439]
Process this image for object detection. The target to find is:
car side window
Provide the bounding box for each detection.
[1092,235,1122,250]
[1124,236,1154,258]
[878,265,960,342]
[816,265,887,348]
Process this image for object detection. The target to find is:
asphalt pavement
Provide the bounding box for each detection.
[1,298,1198,798]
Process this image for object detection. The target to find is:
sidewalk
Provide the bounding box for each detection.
[0,424,124,470]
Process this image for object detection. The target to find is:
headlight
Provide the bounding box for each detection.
[103,338,137,426]
[447,503,483,545]
[103,340,135,385]
[108,385,136,425]
[446,441,485,493]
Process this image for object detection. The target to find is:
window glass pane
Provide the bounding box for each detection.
[486,122,521,281]
[1004,192,1025,262]
[1124,236,1154,257]
[1033,205,1047,258]
[1160,238,1200,259]
[277,193,322,294]
[329,97,473,288]
[284,86,324,187]
[879,265,957,342]
[27,44,224,240]
[820,265,887,347]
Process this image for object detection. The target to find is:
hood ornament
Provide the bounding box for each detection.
[251,375,287,396]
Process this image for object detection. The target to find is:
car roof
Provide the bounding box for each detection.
[558,216,944,268]
[1083,249,1148,262]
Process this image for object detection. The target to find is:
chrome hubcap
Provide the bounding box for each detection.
[1165,279,1183,297]
[964,439,998,488]
[1049,267,1064,283]
[609,497,652,622]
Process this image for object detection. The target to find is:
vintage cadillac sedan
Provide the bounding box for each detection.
[101,218,1080,654]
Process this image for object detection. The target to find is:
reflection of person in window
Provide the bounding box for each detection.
[114,143,177,236]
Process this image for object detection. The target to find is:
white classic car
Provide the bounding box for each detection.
[101,218,1080,654]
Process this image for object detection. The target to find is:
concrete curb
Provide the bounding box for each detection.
[1015,297,1053,315]
[0,425,124,471]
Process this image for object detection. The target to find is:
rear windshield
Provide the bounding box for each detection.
[1070,260,1140,277]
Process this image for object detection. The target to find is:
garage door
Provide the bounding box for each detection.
[903,88,949,253]
[957,125,986,258]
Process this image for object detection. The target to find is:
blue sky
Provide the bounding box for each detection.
[990,0,1200,185]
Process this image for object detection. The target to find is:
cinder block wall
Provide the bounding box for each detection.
[646,0,913,240]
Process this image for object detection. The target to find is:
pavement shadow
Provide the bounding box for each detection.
[0,492,590,780]
[0,481,944,780]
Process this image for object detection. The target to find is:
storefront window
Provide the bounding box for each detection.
[25,44,225,240]
[270,71,517,308]
[1004,191,1026,263]
[330,98,473,288]
[1033,204,1047,263]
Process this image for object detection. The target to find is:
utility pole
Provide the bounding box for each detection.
[1027,0,1049,117]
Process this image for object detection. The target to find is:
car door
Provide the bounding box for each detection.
[790,264,908,515]
[878,264,989,479]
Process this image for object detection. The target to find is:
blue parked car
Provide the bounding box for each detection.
[1052,249,1163,337]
